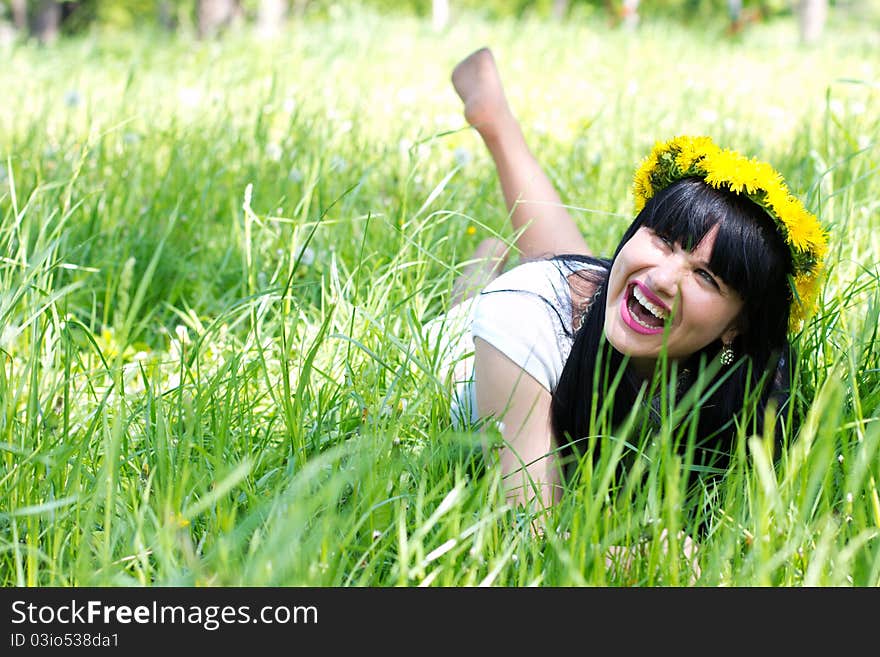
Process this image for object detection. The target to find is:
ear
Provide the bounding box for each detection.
[722,312,747,345]
[721,325,740,345]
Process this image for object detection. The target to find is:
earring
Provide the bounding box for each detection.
[720,342,735,366]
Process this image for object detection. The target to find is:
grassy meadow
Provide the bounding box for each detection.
[1,6,879,586]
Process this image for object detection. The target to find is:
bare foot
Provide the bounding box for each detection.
[451,47,515,140]
[450,237,510,306]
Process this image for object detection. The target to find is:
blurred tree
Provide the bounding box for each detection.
[603,0,640,26]
[10,0,27,30]
[797,0,828,43]
[0,0,853,38]
[4,0,110,37]
[31,0,61,43]
[256,0,287,37]
[197,0,241,38]
[552,0,569,19]
[432,0,448,29]
[158,0,177,30]
[726,0,769,35]
[621,0,639,27]
[728,0,743,21]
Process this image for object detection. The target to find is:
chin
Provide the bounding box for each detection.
[604,319,656,359]
[609,312,697,364]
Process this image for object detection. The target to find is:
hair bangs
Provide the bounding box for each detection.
[641,178,720,252]
[636,177,791,301]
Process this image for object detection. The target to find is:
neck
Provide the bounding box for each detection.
[628,355,691,388]
[629,356,658,382]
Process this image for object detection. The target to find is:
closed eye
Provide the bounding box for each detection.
[653,231,674,249]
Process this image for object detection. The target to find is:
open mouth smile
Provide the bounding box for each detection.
[619,282,671,335]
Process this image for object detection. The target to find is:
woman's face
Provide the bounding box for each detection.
[604,225,744,378]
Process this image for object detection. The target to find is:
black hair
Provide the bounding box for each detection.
[549,177,795,484]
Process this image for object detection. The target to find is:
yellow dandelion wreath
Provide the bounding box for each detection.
[632,135,828,333]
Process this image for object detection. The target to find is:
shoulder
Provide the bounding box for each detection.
[470,258,606,392]
[477,259,576,337]
[483,257,606,300]
[556,257,608,331]
[473,260,564,331]
[481,259,567,296]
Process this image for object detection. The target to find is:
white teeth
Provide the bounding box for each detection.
[632,286,669,320]
[631,313,655,330]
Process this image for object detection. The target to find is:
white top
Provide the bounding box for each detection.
[424,259,605,428]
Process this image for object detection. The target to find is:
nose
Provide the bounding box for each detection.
[647,257,684,301]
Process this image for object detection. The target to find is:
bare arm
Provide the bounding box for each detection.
[474,338,702,576]
[473,337,563,513]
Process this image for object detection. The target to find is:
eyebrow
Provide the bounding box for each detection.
[664,230,723,276]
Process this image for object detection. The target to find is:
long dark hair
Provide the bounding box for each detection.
[550,177,795,480]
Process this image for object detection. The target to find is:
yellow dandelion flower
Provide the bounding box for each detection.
[674,136,717,173]
[633,171,653,210]
[704,150,744,192]
[728,153,752,193]
[667,136,690,150]
[767,191,799,231]
[633,152,659,211]
[466,225,477,236]
[790,268,824,332]
[631,134,827,336]
[674,145,698,171]
[763,183,790,210]
[810,227,829,260]
[784,208,814,252]
[171,513,190,529]
[752,161,783,193]
[743,159,764,194]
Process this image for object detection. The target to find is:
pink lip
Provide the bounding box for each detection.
[619,282,665,335]
[633,281,671,314]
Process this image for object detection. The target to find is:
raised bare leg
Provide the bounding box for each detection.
[452,48,591,259]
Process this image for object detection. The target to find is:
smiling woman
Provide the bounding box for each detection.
[604,222,745,376]
[440,48,828,519]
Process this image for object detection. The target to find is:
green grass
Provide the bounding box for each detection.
[1,8,878,586]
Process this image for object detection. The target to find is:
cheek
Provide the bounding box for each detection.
[606,255,631,295]
[711,290,744,322]
[606,269,622,299]
[689,293,742,334]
